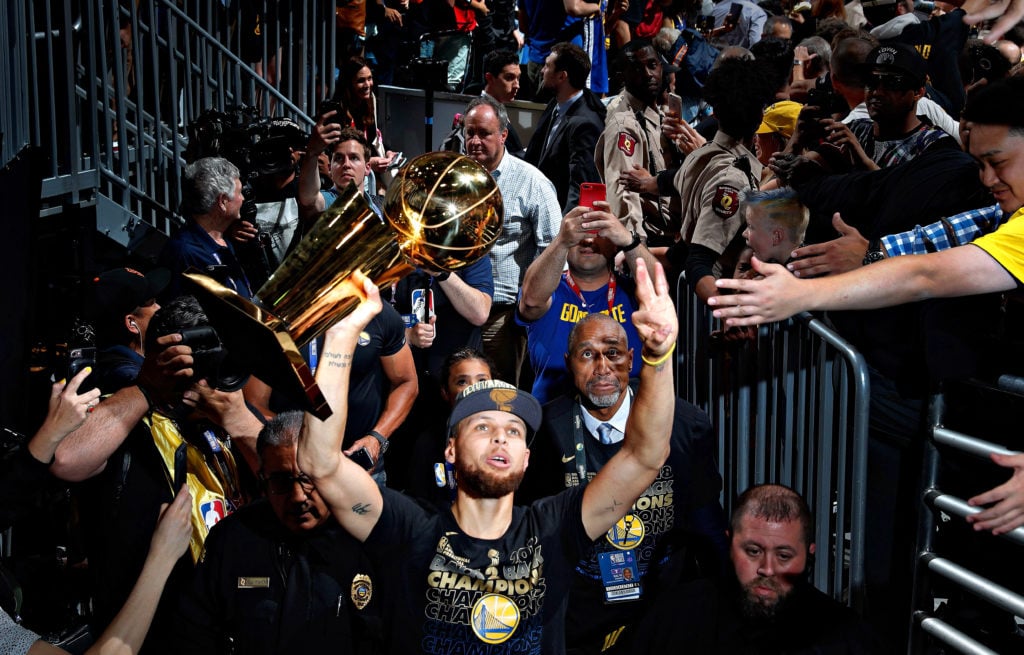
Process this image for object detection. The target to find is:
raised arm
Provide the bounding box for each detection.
[709,244,1017,327]
[518,207,580,321]
[83,486,192,655]
[298,110,343,219]
[51,334,193,481]
[581,258,677,540]
[297,275,385,542]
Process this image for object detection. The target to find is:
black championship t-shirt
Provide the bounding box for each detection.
[364,486,591,654]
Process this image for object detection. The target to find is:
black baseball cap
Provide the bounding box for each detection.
[865,43,927,87]
[447,380,542,436]
[93,267,171,317]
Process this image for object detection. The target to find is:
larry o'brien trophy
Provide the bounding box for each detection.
[182,151,503,418]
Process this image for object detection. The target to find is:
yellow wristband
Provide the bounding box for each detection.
[641,342,676,367]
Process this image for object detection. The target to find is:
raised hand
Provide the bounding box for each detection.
[962,0,1024,43]
[630,258,677,359]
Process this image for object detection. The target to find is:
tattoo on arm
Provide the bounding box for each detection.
[324,352,353,369]
[351,502,372,515]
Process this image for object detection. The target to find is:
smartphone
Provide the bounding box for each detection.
[728,3,743,23]
[579,182,606,209]
[347,447,375,470]
[173,442,188,491]
[387,151,406,170]
[667,92,683,119]
[66,346,97,393]
[319,99,343,123]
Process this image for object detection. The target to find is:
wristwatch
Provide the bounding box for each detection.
[367,430,389,456]
[862,239,886,266]
[618,231,642,253]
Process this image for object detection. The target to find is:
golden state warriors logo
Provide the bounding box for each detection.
[489,388,518,413]
[606,514,645,550]
[357,331,371,346]
[470,593,520,644]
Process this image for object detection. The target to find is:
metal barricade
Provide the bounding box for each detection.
[4,0,335,233]
[909,385,1024,654]
[676,276,870,610]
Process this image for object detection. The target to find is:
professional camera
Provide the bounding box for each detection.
[962,42,1011,85]
[186,107,308,218]
[178,325,249,392]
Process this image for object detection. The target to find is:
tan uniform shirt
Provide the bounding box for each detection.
[675,131,762,275]
[595,90,675,242]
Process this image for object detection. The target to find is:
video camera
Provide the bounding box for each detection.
[185,107,308,221]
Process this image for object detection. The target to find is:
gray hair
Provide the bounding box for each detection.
[181,156,240,216]
[257,410,304,458]
[798,37,832,77]
[465,95,509,132]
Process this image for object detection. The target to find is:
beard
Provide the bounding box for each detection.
[584,376,623,409]
[737,576,794,621]
[456,460,525,498]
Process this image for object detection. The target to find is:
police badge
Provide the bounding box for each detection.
[351,573,372,610]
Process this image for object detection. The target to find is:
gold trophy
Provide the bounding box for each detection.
[183,151,503,418]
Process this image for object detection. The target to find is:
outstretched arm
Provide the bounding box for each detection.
[708,244,1017,327]
[82,486,192,655]
[581,259,677,540]
[297,275,385,542]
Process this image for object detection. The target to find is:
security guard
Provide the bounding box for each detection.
[674,57,774,302]
[596,40,678,246]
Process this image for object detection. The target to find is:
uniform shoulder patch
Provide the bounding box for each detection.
[617,132,636,156]
[712,185,740,218]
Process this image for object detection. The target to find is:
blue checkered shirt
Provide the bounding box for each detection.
[882,204,1007,256]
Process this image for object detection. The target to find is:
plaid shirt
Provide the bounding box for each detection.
[848,119,957,169]
[489,148,563,305]
[882,204,1007,256]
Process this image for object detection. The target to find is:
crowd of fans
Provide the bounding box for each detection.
[5,0,1024,653]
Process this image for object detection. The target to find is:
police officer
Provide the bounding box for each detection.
[596,40,677,247]
[674,57,776,303]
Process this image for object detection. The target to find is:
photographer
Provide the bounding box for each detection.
[51,296,264,655]
[158,157,253,302]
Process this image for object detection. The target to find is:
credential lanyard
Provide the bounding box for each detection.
[563,270,616,315]
[571,401,590,486]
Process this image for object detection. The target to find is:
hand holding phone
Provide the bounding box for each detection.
[578,182,607,234]
[666,93,683,119]
[347,447,375,470]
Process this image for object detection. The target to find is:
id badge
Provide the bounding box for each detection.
[597,549,641,603]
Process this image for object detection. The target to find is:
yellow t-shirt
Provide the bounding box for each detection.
[973,207,1024,284]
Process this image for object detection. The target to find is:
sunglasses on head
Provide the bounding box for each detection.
[866,71,917,91]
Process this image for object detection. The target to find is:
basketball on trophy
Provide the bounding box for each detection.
[384,151,504,272]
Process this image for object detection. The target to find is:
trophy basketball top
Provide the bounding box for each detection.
[383,151,503,272]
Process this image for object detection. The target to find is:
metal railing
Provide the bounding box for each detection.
[5,0,336,239]
[676,277,870,610]
[910,388,1024,654]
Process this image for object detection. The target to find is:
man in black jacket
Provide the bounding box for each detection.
[525,42,607,213]
[175,411,379,654]
[519,312,726,654]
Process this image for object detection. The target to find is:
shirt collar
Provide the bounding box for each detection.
[579,387,632,441]
[556,90,584,117]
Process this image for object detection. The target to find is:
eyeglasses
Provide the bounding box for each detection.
[263,472,315,496]
[865,72,916,92]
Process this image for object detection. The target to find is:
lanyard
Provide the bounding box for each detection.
[563,270,616,315]
[571,401,590,486]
